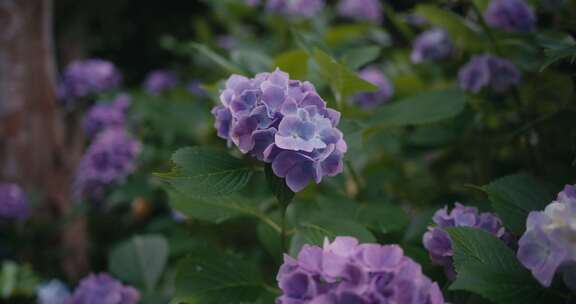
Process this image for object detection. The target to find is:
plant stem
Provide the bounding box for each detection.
[468,2,502,55]
[280,203,288,253]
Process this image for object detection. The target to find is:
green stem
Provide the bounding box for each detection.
[280,203,288,253]
[468,1,502,55]
[345,160,362,195]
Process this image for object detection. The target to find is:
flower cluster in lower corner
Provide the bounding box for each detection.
[276,237,444,304]
[74,128,141,201]
[423,203,512,279]
[83,94,131,139]
[212,68,347,192]
[67,273,140,304]
[58,59,121,103]
[517,184,576,290]
[458,54,520,93]
[0,183,29,221]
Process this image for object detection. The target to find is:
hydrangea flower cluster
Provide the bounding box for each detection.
[458,54,520,93]
[350,66,393,109]
[58,59,121,102]
[144,70,178,95]
[74,128,141,201]
[0,183,29,221]
[411,28,454,64]
[266,0,324,17]
[423,203,511,279]
[517,185,576,289]
[484,0,536,33]
[83,94,131,139]
[67,273,140,304]
[37,279,71,304]
[276,237,444,304]
[337,0,383,23]
[212,68,346,192]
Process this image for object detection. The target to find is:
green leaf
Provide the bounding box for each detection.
[189,42,245,75]
[342,46,381,70]
[0,262,39,299]
[313,48,378,103]
[446,227,548,304]
[174,251,264,303]
[273,49,309,80]
[415,5,484,50]
[325,24,372,47]
[264,164,294,207]
[368,87,466,128]
[109,234,169,290]
[483,174,557,235]
[156,147,255,197]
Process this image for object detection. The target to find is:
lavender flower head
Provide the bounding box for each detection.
[277,236,444,303]
[266,0,324,18]
[458,54,520,93]
[212,68,347,192]
[411,28,454,64]
[67,273,140,304]
[37,279,71,304]
[58,59,121,102]
[337,0,383,23]
[517,185,576,289]
[350,66,393,109]
[144,70,178,95]
[74,128,141,201]
[485,0,536,33]
[83,94,131,139]
[0,183,29,221]
[423,203,510,279]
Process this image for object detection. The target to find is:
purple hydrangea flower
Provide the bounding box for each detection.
[144,70,178,95]
[74,128,141,201]
[337,0,383,23]
[212,68,347,192]
[485,0,536,33]
[67,273,140,304]
[276,236,445,303]
[0,183,29,221]
[517,185,576,289]
[83,94,131,139]
[38,279,71,304]
[423,203,511,279]
[411,28,454,64]
[350,66,393,109]
[458,54,520,93]
[58,59,121,103]
[266,0,324,17]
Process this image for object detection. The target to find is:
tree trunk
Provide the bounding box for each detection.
[0,0,88,280]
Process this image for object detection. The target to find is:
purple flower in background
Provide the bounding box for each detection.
[458,54,520,93]
[266,0,324,17]
[517,185,576,289]
[67,273,140,304]
[411,28,454,64]
[423,203,511,279]
[485,0,536,33]
[144,70,178,95]
[83,94,131,139]
[337,0,383,23]
[212,68,347,192]
[74,128,141,201]
[58,59,121,102]
[38,279,71,304]
[0,183,29,221]
[216,35,237,51]
[405,14,428,26]
[350,66,393,109]
[276,236,445,303]
[187,80,206,96]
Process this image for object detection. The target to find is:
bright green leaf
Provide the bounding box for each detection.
[342,46,381,70]
[273,49,309,80]
[156,147,255,197]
